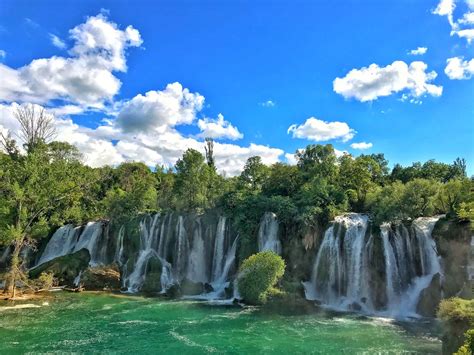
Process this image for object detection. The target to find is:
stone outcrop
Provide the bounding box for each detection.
[81,264,121,290]
[29,248,90,286]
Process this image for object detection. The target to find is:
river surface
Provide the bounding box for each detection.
[0,292,441,354]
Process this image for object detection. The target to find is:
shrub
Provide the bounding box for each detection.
[237,251,285,305]
[438,298,474,323]
[438,298,474,354]
[454,329,474,355]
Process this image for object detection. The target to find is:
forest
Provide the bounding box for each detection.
[0,105,472,290]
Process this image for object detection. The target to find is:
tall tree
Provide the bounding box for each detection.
[14,104,56,153]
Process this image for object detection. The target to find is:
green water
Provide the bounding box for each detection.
[0,292,441,354]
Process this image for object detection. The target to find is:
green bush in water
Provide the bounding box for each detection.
[438,298,474,354]
[454,329,474,355]
[237,251,285,305]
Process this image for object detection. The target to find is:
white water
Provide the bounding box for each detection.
[186,219,208,283]
[257,212,281,254]
[114,226,125,265]
[36,225,79,266]
[304,214,442,318]
[72,222,105,266]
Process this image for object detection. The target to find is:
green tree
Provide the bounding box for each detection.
[262,163,302,197]
[435,179,472,217]
[402,178,440,217]
[103,162,157,223]
[239,156,269,192]
[0,144,89,297]
[296,144,338,182]
[174,149,210,211]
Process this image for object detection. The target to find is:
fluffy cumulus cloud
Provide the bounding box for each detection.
[350,142,373,150]
[333,61,443,102]
[409,47,428,55]
[0,14,142,109]
[0,98,283,176]
[433,0,474,44]
[116,82,204,133]
[197,114,243,140]
[445,56,474,79]
[0,15,286,176]
[288,117,355,142]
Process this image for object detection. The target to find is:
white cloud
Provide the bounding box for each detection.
[0,14,287,177]
[284,152,298,165]
[459,11,474,24]
[260,100,275,107]
[445,56,474,79]
[0,99,283,176]
[408,47,428,55]
[288,117,356,142]
[433,0,456,27]
[49,34,66,49]
[116,82,204,133]
[0,50,5,59]
[0,14,142,108]
[453,28,474,43]
[350,142,373,150]
[197,114,243,140]
[433,0,474,44]
[333,61,442,102]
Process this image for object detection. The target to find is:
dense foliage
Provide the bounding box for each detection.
[438,298,474,354]
[237,251,285,304]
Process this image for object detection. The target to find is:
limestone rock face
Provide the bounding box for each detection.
[81,264,121,291]
[416,273,442,317]
[29,248,90,286]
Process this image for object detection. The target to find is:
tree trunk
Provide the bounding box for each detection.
[4,238,23,298]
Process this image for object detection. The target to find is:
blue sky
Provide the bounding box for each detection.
[0,0,473,175]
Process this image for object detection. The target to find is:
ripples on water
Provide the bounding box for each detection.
[0,292,442,354]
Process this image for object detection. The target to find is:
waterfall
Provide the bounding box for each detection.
[303,214,371,311]
[304,213,442,318]
[174,216,189,280]
[257,212,281,254]
[123,214,165,292]
[35,212,239,300]
[114,225,125,265]
[211,216,227,282]
[186,219,208,283]
[72,222,105,266]
[36,225,79,266]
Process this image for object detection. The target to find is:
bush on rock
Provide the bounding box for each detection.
[237,251,285,305]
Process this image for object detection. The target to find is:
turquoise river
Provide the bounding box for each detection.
[0,292,442,354]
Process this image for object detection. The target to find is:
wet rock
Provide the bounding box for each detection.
[204,283,214,293]
[81,264,121,291]
[141,272,162,294]
[181,279,204,295]
[165,284,181,298]
[417,273,442,317]
[348,302,362,312]
[29,249,90,286]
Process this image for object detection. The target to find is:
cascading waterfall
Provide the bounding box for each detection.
[303,213,442,318]
[72,222,105,266]
[35,222,108,267]
[36,225,80,266]
[114,225,125,266]
[118,213,238,298]
[257,212,281,254]
[186,219,208,283]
